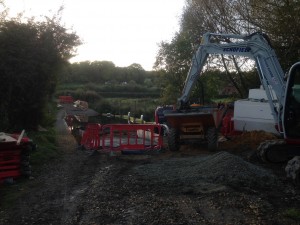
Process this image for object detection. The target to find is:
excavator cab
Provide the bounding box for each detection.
[283,62,300,140]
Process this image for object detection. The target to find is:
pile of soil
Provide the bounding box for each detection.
[133,151,278,189]
[220,130,278,153]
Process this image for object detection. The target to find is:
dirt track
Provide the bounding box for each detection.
[0,110,300,225]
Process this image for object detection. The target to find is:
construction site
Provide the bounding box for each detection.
[1,32,300,224]
[0,94,299,225]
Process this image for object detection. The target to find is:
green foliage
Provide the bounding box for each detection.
[195,71,227,102]
[58,61,160,85]
[0,11,81,131]
[248,0,300,70]
[93,100,113,114]
[283,208,300,221]
[57,61,162,104]
[56,81,160,101]
[40,102,57,128]
[154,32,194,104]
[144,78,153,87]
[26,128,61,168]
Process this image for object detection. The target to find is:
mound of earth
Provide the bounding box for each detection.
[132,151,278,190]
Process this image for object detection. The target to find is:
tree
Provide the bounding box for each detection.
[0,10,81,131]
[144,78,153,87]
[246,0,300,70]
[155,0,300,103]
[182,0,300,69]
[154,31,195,104]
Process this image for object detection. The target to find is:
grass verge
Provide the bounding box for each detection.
[28,128,63,168]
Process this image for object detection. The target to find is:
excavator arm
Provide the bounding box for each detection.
[178,32,286,133]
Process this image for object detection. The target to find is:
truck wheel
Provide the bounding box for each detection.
[207,127,218,151]
[168,128,180,151]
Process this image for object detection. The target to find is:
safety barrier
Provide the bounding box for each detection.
[80,123,101,150]
[221,114,234,136]
[0,148,22,182]
[220,111,240,137]
[101,124,164,153]
[80,123,164,153]
[58,96,74,104]
[0,132,33,183]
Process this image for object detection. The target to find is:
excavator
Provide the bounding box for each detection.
[163,32,300,183]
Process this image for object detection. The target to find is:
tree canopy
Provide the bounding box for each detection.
[0,9,81,131]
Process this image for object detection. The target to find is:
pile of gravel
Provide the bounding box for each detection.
[132,151,278,189]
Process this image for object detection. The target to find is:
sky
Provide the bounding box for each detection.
[5,0,185,70]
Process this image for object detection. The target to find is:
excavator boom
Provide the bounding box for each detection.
[179,32,287,134]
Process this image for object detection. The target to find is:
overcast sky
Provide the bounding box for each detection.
[5,0,185,70]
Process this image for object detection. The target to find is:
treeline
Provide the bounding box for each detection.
[56,62,163,100]
[59,61,161,86]
[56,82,161,100]
[0,9,81,131]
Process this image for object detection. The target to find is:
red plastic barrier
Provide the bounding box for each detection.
[0,132,33,183]
[80,123,164,152]
[100,124,164,152]
[221,115,233,136]
[81,123,101,150]
[220,112,240,137]
[59,96,74,104]
[0,150,21,182]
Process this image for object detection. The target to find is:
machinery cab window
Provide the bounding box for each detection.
[284,63,300,138]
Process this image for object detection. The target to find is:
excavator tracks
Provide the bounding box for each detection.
[257,139,300,185]
[257,139,287,163]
